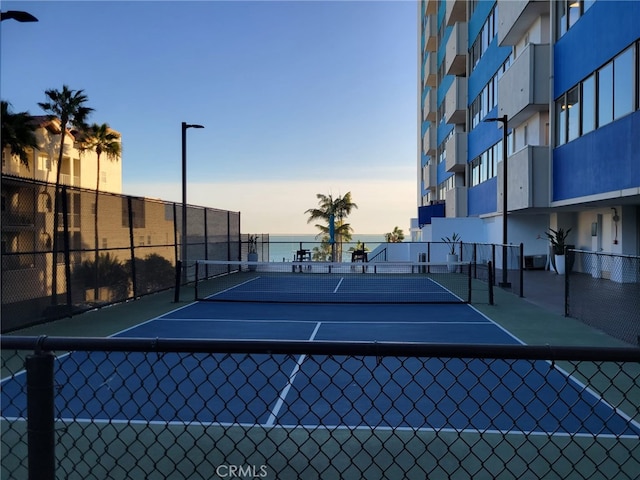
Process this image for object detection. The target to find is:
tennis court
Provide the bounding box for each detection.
[2,260,639,479]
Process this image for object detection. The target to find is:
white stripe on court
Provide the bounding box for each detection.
[155,317,490,325]
[11,416,634,441]
[265,322,321,427]
[333,278,344,293]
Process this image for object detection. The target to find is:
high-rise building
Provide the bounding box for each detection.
[415,0,639,259]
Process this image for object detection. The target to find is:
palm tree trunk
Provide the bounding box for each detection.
[51,130,66,305]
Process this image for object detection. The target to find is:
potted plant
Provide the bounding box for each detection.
[247,234,259,270]
[545,227,571,274]
[441,233,461,272]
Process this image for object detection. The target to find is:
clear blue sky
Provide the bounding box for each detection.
[1,0,418,234]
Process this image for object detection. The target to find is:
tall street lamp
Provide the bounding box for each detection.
[1,10,39,22]
[484,114,511,288]
[181,122,204,281]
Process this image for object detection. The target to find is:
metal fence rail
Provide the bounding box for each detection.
[566,250,640,346]
[2,337,639,480]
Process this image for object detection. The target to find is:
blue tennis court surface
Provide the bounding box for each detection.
[3,301,640,439]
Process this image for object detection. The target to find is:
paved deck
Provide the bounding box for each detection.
[519,269,566,316]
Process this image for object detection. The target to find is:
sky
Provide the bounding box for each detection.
[1,0,418,234]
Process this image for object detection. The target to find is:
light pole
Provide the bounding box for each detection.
[181,122,204,281]
[484,114,511,287]
[1,10,38,22]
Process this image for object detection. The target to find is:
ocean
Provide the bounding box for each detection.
[266,234,386,262]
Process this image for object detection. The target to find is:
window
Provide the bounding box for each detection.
[568,0,581,29]
[38,154,51,171]
[468,6,497,70]
[555,41,639,144]
[557,0,587,38]
[598,61,614,127]
[556,96,566,146]
[557,0,567,37]
[582,74,596,134]
[469,142,499,187]
[613,46,634,120]
[567,86,580,141]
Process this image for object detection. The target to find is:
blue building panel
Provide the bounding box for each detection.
[555,1,640,95]
[468,0,495,42]
[468,177,497,217]
[418,203,445,227]
[468,107,502,160]
[553,111,640,201]
[468,37,511,102]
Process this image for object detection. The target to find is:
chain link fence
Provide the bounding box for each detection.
[2,337,639,480]
[461,242,523,296]
[1,176,240,332]
[566,250,640,346]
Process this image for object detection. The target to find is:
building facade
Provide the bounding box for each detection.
[415,0,640,260]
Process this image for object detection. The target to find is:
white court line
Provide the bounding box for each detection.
[2,416,635,440]
[265,322,321,427]
[155,317,491,325]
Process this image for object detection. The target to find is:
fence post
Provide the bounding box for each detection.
[467,260,472,303]
[26,349,55,480]
[127,197,138,297]
[487,261,494,305]
[61,186,72,308]
[174,260,182,303]
[491,244,496,285]
[519,243,524,298]
[564,246,570,317]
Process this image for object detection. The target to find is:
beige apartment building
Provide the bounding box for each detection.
[2,117,176,314]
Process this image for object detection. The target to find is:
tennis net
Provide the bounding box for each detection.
[193,260,475,304]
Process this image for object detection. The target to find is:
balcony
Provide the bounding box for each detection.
[424,0,437,15]
[1,211,35,229]
[500,146,550,211]
[423,53,437,88]
[445,186,468,217]
[445,0,466,26]
[423,161,436,190]
[444,132,467,173]
[423,14,436,53]
[418,202,445,227]
[423,88,436,122]
[445,22,467,77]
[444,77,467,125]
[422,126,436,157]
[496,43,550,127]
[497,0,550,46]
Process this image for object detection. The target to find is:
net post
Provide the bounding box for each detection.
[26,348,56,480]
[174,260,182,302]
[487,261,494,305]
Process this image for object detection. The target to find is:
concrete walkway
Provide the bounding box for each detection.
[519,269,567,316]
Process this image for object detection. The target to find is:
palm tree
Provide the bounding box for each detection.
[1,100,38,168]
[305,192,357,261]
[38,85,93,304]
[77,123,121,301]
[385,226,405,243]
